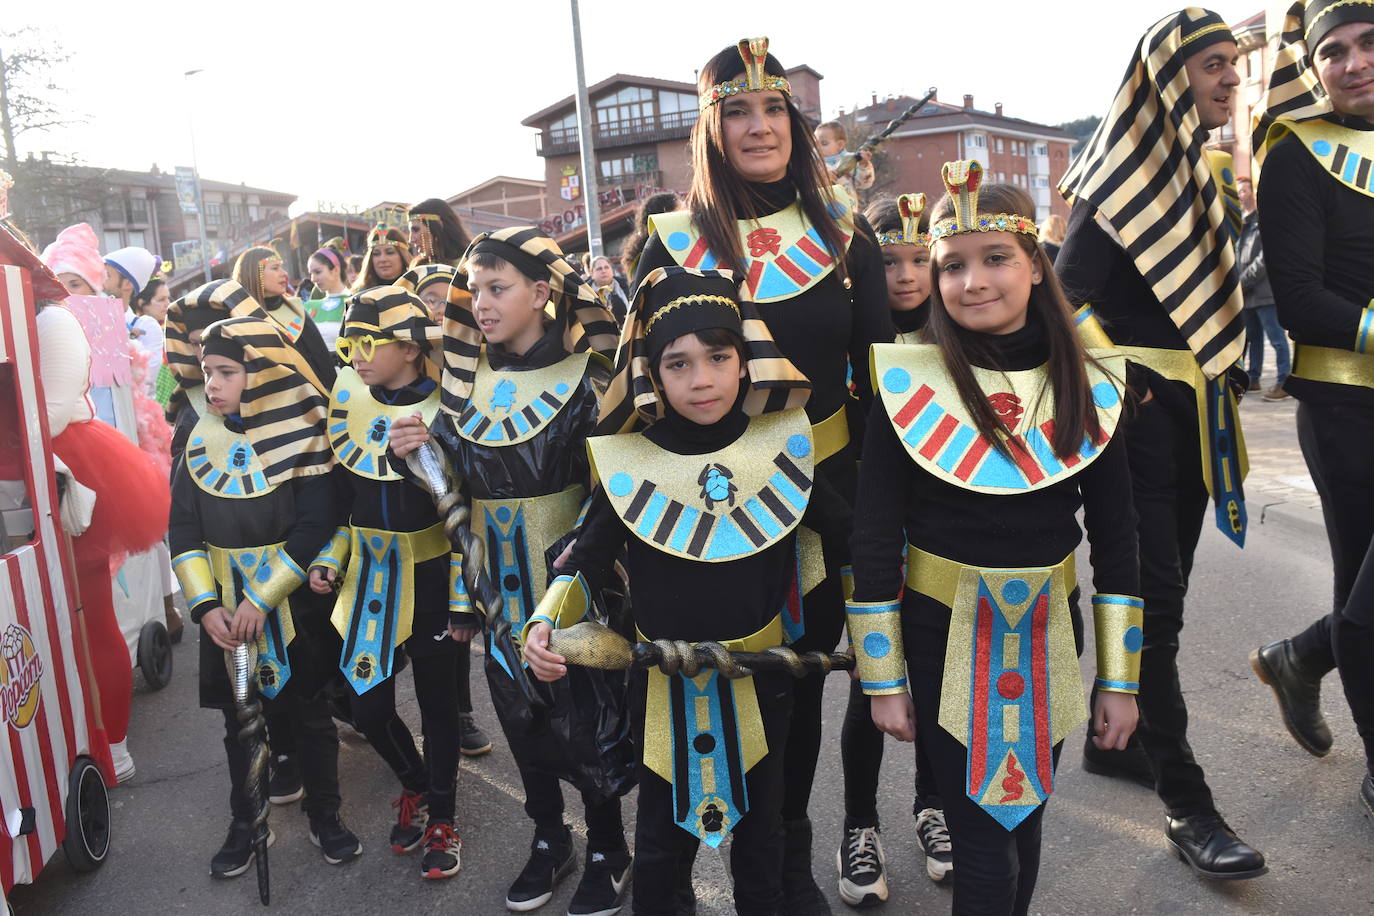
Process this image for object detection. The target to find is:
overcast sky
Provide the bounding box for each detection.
[8,1,1263,214]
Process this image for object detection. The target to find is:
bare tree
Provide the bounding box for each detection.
[0,27,77,173]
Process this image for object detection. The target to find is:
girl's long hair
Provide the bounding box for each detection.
[687,44,853,285]
[232,246,282,305]
[926,184,1103,460]
[354,227,413,291]
[409,198,472,266]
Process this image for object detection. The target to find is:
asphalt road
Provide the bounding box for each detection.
[9,508,1373,915]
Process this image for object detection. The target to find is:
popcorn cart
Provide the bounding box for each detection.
[0,234,114,901]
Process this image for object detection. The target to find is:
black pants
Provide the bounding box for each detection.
[352,647,461,822]
[455,639,473,713]
[1116,394,1215,816]
[841,677,941,827]
[1332,535,1374,772]
[1289,401,1374,675]
[631,670,793,916]
[223,686,340,823]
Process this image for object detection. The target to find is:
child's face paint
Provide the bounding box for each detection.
[882,243,931,313]
[656,333,746,426]
[933,232,1041,337]
[203,354,247,415]
[468,262,549,356]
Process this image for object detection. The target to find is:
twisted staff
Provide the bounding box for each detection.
[407,442,544,708]
[546,620,854,680]
[227,643,270,905]
[830,87,939,179]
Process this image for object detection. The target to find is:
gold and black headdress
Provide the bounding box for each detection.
[598,266,810,434]
[339,285,444,383]
[199,316,334,484]
[396,263,473,316]
[1059,7,1243,380]
[699,37,792,111]
[437,227,618,417]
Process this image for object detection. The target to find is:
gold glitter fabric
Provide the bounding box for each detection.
[328,366,440,481]
[876,192,930,248]
[845,600,907,695]
[588,409,814,563]
[312,527,350,573]
[649,189,856,304]
[207,541,298,697]
[171,549,217,611]
[1071,305,1115,351]
[184,409,276,499]
[524,571,593,640]
[929,162,1039,243]
[454,352,593,446]
[872,344,1126,495]
[471,485,586,628]
[1091,594,1144,693]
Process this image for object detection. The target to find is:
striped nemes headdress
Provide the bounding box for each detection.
[598,266,810,434]
[1059,7,1244,380]
[199,316,334,484]
[436,227,619,417]
[341,285,444,383]
[876,193,931,248]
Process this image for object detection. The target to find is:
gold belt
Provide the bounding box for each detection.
[906,544,1075,609]
[353,521,450,563]
[636,612,784,652]
[811,405,849,463]
[1290,344,1374,389]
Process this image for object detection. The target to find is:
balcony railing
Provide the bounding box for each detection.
[598,170,662,190]
[537,110,700,156]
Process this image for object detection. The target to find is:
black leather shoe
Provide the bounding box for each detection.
[1250,639,1332,757]
[1165,812,1267,880]
[1081,732,1156,790]
[1361,772,1374,820]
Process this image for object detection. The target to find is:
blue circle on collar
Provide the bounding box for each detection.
[667,231,690,251]
[883,367,911,394]
[1312,139,1332,156]
[1092,381,1120,409]
[337,388,351,402]
[787,434,811,459]
[608,472,634,497]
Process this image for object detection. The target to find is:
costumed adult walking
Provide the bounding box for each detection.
[1249,0,1374,815]
[632,37,892,912]
[1056,7,1265,879]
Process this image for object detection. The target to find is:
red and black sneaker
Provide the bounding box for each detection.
[389,790,429,853]
[420,822,462,880]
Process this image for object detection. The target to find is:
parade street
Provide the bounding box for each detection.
[9,395,1372,916]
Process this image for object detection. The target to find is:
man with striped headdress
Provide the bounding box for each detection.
[1249,0,1374,819]
[1057,8,1266,879]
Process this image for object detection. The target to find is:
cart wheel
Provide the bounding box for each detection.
[62,757,111,872]
[137,620,173,690]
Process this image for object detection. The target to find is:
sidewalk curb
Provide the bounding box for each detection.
[1251,497,1326,540]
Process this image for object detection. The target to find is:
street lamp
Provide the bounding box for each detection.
[184,69,212,283]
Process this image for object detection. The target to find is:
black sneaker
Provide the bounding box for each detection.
[836,825,887,907]
[459,711,493,757]
[210,820,275,878]
[506,825,576,912]
[914,807,953,884]
[420,821,463,879]
[268,753,303,805]
[390,789,429,853]
[568,847,631,916]
[309,812,363,865]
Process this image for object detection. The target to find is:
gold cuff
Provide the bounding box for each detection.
[522,573,592,641]
[840,565,854,602]
[312,527,351,573]
[1356,306,1374,355]
[172,550,218,611]
[449,553,474,616]
[1092,594,1143,694]
[846,599,907,695]
[242,546,308,614]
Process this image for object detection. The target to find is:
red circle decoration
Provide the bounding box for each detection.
[997,671,1025,700]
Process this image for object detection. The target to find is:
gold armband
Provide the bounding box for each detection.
[846,599,907,695]
[312,527,351,573]
[1092,594,1143,694]
[172,549,217,612]
[449,553,474,616]
[1357,306,1374,355]
[522,573,591,641]
[1073,304,1115,350]
[242,546,308,614]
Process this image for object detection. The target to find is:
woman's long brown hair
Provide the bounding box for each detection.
[232,246,282,305]
[353,227,413,292]
[687,44,853,285]
[925,184,1103,461]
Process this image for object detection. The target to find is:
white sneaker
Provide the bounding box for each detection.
[836,825,888,906]
[110,740,136,784]
[915,807,953,883]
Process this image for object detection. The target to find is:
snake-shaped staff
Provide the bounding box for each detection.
[830,87,939,179]
[546,619,855,680]
[227,642,270,905]
[406,442,544,708]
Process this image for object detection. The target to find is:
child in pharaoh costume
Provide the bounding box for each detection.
[308,286,472,880]
[169,316,360,880]
[870,193,933,345]
[849,163,1141,915]
[389,227,633,915]
[525,265,853,915]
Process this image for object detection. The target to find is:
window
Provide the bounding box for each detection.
[229,203,244,223]
[1034,143,1048,156]
[997,172,1006,182]
[549,111,578,145]
[248,205,260,221]
[103,230,123,251]
[658,91,697,113]
[127,230,146,248]
[102,197,125,223]
[995,138,1005,154]
[206,203,222,225]
[595,85,655,134]
[966,132,986,149]
[127,197,148,223]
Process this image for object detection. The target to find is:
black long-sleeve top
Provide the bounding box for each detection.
[633,179,894,429]
[429,322,605,500]
[266,295,338,390]
[557,401,853,643]
[1257,120,1374,406]
[849,321,1139,620]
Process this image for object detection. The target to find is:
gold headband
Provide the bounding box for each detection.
[876,192,931,248]
[929,160,1039,243]
[644,294,741,334]
[700,37,792,111]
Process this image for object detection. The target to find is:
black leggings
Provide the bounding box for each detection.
[352,649,461,822]
[1329,534,1374,772]
[223,685,340,822]
[841,677,941,827]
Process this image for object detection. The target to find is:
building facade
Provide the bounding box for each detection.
[448,176,549,221]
